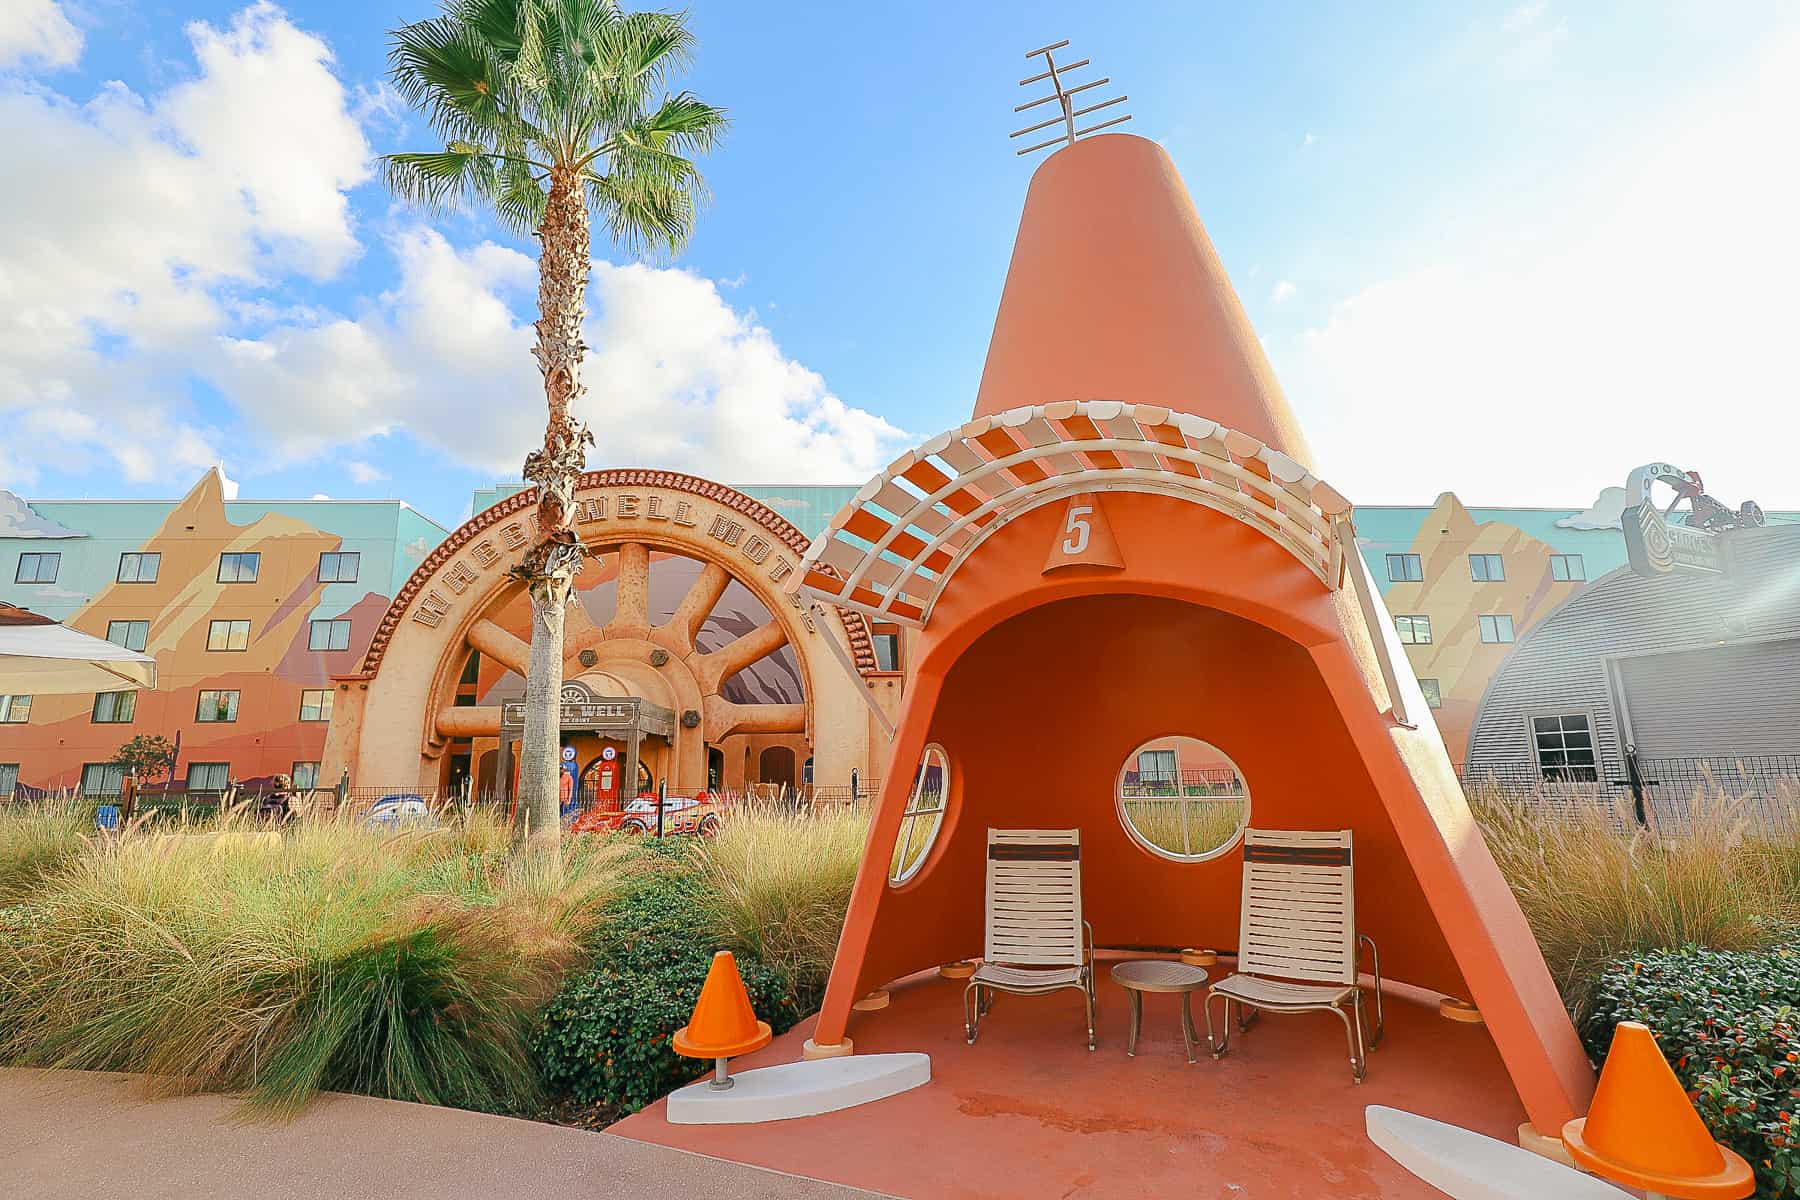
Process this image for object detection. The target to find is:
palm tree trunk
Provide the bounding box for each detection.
[512,165,595,855]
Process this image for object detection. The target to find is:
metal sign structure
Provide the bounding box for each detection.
[1622,503,1725,578]
[1010,40,1131,156]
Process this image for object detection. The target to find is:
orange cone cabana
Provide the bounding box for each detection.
[791,133,1595,1134]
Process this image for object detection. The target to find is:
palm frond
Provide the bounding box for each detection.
[586,170,696,260]
[381,148,502,214]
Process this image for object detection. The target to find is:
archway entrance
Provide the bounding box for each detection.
[759,745,797,793]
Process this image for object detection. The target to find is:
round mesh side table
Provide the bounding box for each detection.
[1110,960,1213,1063]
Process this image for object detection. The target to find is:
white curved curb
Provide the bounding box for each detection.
[1366,1106,1629,1200]
[667,1053,930,1125]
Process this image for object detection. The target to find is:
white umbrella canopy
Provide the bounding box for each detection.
[0,604,155,693]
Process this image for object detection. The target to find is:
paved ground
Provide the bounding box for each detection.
[0,1068,887,1199]
[613,959,1529,1199]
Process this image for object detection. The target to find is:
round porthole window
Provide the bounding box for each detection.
[1117,736,1249,862]
[889,744,949,885]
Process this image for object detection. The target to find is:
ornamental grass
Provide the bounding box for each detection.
[1472,783,1800,1018]
[0,806,633,1117]
[0,799,89,905]
[691,800,867,1010]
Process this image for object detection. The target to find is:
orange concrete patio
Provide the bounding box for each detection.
[611,955,1530,1199]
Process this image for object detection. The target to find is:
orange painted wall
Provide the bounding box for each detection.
[856,591,1466,997]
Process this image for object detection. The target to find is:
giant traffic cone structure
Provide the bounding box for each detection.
[1563,1022,1754,1199]
[788,129,1598,1136]
[672,951,772,1091]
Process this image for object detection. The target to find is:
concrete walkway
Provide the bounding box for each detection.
[1,1069,887,1199]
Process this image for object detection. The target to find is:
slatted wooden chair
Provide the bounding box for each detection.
[964,828,1098,1050]
[1204,828,1384,1080]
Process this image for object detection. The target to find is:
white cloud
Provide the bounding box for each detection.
[0,0,82,70]
[1302,132,1314,147]
[1282,33,1800,507]
[0,490,84,537]
[1555,486,1629,531]
[1269,280,1297,305]
[347,460,387,484]
[209,227,908,484]
[0,2,369,480]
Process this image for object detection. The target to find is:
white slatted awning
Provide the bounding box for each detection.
[789,401,1355,628]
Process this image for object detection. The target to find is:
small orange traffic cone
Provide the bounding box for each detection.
[1561,1021,1753,1199]
[672,951,772,1091]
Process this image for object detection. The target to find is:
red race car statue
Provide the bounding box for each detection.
[570,790,725,837]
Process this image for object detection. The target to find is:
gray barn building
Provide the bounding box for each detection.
[1466,523,1800,813]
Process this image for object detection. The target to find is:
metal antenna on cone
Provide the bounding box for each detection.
[1010,40,1131,156]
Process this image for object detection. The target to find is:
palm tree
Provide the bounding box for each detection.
[383,0,725,853]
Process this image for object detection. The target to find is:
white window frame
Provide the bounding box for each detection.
[1116,735,1250,864]
[299,689,334,722]
[1385,553,1423,582]
[0,694,31,724]
[889,743,950,885]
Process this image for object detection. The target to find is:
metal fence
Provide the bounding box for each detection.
[1459,754,1800,832]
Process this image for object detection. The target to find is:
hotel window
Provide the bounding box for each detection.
[1469,553,1505,582]
[1418,678,1443,709]
[207,619,251,651]
[117,552,161,583]
[318,551,360,583]
[308,618,351,652]
[1532,714,1598,782]
[871,622,902,672]
[81,762,125,796]
[15,552,59,584]
[196,690,240,723]
[0,763,17,798]
[1478,614,1516,643]
[217,552,260,583]
[1394,614,1432,645]
[107,620,150,652]
[0,695,31,723]
[1385,553,1423,582]
[299,689,334,722]
[91,691,136,723]
[292,761,321,790]
[1550,553,1585,582]
[186,762,231,792]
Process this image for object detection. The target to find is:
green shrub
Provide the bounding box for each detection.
[1586,944,1800,1198]
[533,864,800,1115]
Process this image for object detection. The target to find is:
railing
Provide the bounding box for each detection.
[1459,754,1800,832]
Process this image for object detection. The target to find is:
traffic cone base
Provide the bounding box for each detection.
[1560,1022,1754,1200]
[672,951,774,1061]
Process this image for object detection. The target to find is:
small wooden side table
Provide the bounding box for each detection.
[1110,960,1213,1063]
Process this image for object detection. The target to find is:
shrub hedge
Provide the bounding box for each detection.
[532,858,800,1115]
[1585,943,1800,1199]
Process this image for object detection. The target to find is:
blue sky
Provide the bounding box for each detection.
[3,0,1796,528]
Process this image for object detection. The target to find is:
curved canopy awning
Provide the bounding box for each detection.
[791,401,1355,628]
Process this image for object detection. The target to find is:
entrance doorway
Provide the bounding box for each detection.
[760,746,797,792]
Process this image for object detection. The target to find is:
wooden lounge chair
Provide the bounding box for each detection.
[1205,828,1383,1080]
[963,828,1097,1050]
